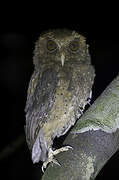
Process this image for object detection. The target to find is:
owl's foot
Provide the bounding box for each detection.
[42,146,73,172]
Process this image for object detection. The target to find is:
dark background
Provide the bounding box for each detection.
[0,3,119,180]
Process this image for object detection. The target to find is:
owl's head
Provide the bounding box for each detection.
[33,29,91,69]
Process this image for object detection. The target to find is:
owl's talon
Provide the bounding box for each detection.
[42,157,61,173]
[53,145,73,155]
[42,164,46,173]
[41,146,73,172]
[52,158,61,167]
[62,145,73,150]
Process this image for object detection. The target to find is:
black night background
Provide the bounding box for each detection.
[0,3,119,180]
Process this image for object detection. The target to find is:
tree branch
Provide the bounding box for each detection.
[42,74,119,180]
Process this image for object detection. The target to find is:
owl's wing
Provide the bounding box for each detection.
[25,70,40,113]
[25,68,58,150]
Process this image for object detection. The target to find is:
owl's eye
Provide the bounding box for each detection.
[47,40,58,52]
[68,40,80,52]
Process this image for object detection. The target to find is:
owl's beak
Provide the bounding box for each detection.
[61,53,65,67]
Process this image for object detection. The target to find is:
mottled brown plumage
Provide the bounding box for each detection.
[25,29,95,171]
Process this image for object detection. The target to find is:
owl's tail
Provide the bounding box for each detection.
[32,129,48,163]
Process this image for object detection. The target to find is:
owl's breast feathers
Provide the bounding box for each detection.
[25,63,95,163]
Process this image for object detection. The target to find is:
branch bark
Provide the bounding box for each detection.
[42,74,119,180]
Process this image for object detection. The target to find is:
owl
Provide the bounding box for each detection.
[25,29,95,172]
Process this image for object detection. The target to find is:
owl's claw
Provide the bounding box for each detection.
[42,146,73,172]
[53,158,61,166]
[42,158,61,172]
[42,164,46,173]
